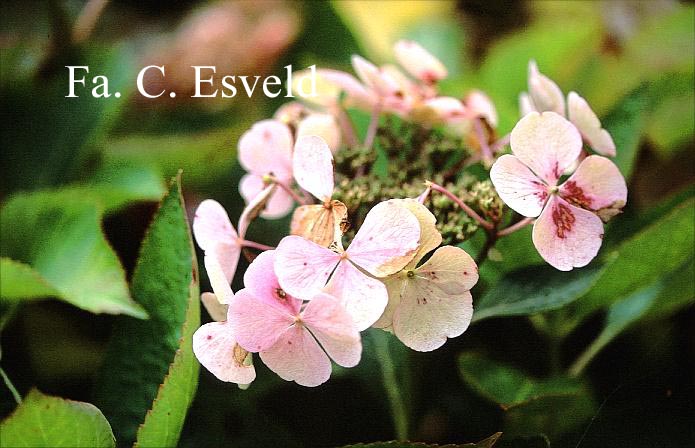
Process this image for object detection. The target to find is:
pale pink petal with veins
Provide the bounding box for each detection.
[324,260,389,331]
[559,155,627,215]
[229,288,299,352]
[243,250,301,315]
[274,235,341,298]
[394,40,448,84]
[532,196,604,271]
[567,92,616,157]
[527,60,565,115]
[193,321,256,384]
[192,199,238,251]
[347,200,421,277]
[390,246,477,352]
[490,154,548,218]
[510,111,582,185]
[259,326,332,387]
[301,292,361,367]
[293,135,334,201]
[239,173,294,219]
[238,119,293,177]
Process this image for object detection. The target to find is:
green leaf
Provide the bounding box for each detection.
[472,263,606,323]
[496,435,550,448]
[0,389,115,447]
[643,260,695,321]
[569,259,694,376]
[621,6,694,78]
[598,72,692,180]
[577,197,694,319]
[477,17,601,132]
[75,163,166,214]
[0,258,58,300]
[459,353,582,409]
[459,353,594,439]
[135,262,200,446]
[1,44,136,193]
[0,191,146,318]
[645,79,694,156]
[472,226,544,285]
[94,174,199,446]
[601,85,650,180]
[338,432,502,447]
[100,129,242,191]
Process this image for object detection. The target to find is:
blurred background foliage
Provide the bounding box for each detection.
[0,1,693,447]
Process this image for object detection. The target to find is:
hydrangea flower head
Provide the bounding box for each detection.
[490,111,627,271]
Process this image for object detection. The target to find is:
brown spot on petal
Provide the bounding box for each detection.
[562,181,592,209]
[552,202,576,239]
[422,71,438,85]
[233,343,249,367]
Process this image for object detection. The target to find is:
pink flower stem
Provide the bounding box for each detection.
[416,185,432,204]
[333,104,359,148]
[239,239,275,251]
[427,181,494,231]
[497,217,534,237]
[473,118,493,166]
[270,176,310,205]
[363,101,382,150]
[490,133,510,154]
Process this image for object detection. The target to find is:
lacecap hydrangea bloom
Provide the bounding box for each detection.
[192,43,627,388]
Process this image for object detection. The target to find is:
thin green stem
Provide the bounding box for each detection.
[0,367,21,405]
[568,337,607,378]
[475,229,497,266]
[372,331,408,440]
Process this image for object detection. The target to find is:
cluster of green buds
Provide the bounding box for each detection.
[332,116,488,245]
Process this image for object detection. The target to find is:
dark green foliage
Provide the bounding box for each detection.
[94,176,198,446]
